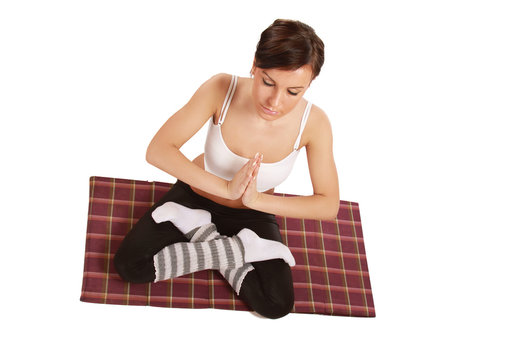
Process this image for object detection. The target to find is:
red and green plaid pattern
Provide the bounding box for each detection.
[80,176,376,317]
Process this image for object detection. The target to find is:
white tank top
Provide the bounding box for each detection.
[204,75,312,192]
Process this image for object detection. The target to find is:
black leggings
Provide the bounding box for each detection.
[113,180,294,319]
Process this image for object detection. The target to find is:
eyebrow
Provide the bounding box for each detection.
[262,71,305,89]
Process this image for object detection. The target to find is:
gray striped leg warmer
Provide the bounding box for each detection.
[187,223,254,295]
[153,223,253,295]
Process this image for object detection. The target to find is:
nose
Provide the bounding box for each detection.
[267,89,282,108]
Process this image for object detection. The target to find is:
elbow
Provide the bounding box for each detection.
[146,140,180,168]
[317,196,340,221]
[145,142,157,166]
[324,202,340,221]
[146,140,165,167]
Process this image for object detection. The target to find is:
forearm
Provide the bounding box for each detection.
[146,144,230,199]
[250,192,340,221]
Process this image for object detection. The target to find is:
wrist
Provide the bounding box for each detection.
[224,180,236,200]
[224,180,241,200]
[247,191,264,210]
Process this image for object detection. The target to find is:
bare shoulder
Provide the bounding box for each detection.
[201,73,233,97]
[303,103,333,147]
[184,73,233,116]
[308,103,330,126]
[193,73,233,111]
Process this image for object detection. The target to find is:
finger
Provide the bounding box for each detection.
[251,152,260,167]
[251,160,260,180]
[241,153,257,173]
[243,167,259,191]
[236,162,253,183]
[244,165,260,194]
[245,153,260,177]
[248,153,261,174]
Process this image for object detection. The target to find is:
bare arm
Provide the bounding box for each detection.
[146,74,257,200]
[243,107,340,220]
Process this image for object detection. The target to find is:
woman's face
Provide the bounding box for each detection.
[251,64,313,121]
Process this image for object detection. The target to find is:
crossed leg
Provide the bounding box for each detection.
[113,181,296,318]
[151,202,295,296]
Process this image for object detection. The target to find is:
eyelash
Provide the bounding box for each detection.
[262,79,299,96]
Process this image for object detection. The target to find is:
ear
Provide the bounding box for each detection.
[250,58,257,76]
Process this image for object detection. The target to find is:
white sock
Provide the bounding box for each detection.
[151,201,295,291]
[152,201,211,234]
[237,228,295,267]
[153,201,295,267]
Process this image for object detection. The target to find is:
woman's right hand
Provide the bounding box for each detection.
[227,153,261,200]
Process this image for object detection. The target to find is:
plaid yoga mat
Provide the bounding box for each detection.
[80,176,376,317]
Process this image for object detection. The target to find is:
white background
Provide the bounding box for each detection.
[1,0,518,358]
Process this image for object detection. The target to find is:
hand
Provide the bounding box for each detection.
[226,153,261,200]
[242,154,262,208]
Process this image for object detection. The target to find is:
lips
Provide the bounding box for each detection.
[261,105,278,115]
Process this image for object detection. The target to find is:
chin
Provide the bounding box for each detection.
[258,112,281,121]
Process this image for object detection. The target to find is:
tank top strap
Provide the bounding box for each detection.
[293,101,312,150]
[217,75,238,125]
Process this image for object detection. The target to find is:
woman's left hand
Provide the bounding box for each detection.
[242,154,262,208]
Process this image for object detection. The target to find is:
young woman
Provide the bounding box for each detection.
[114,19,339,319]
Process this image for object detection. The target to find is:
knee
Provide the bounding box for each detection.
[240,280,294,319]
[260,293,294,319]
[113,250,132,282]
[113,249,152,284]
[240,260,294,319]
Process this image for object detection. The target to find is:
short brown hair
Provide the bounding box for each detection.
[254,19,325,79]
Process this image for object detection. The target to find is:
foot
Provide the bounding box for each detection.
[151,202,211,234]
[237,228,296,267]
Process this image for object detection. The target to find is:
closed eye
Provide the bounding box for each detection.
[263,78,300,96]
[263,78,274,87]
